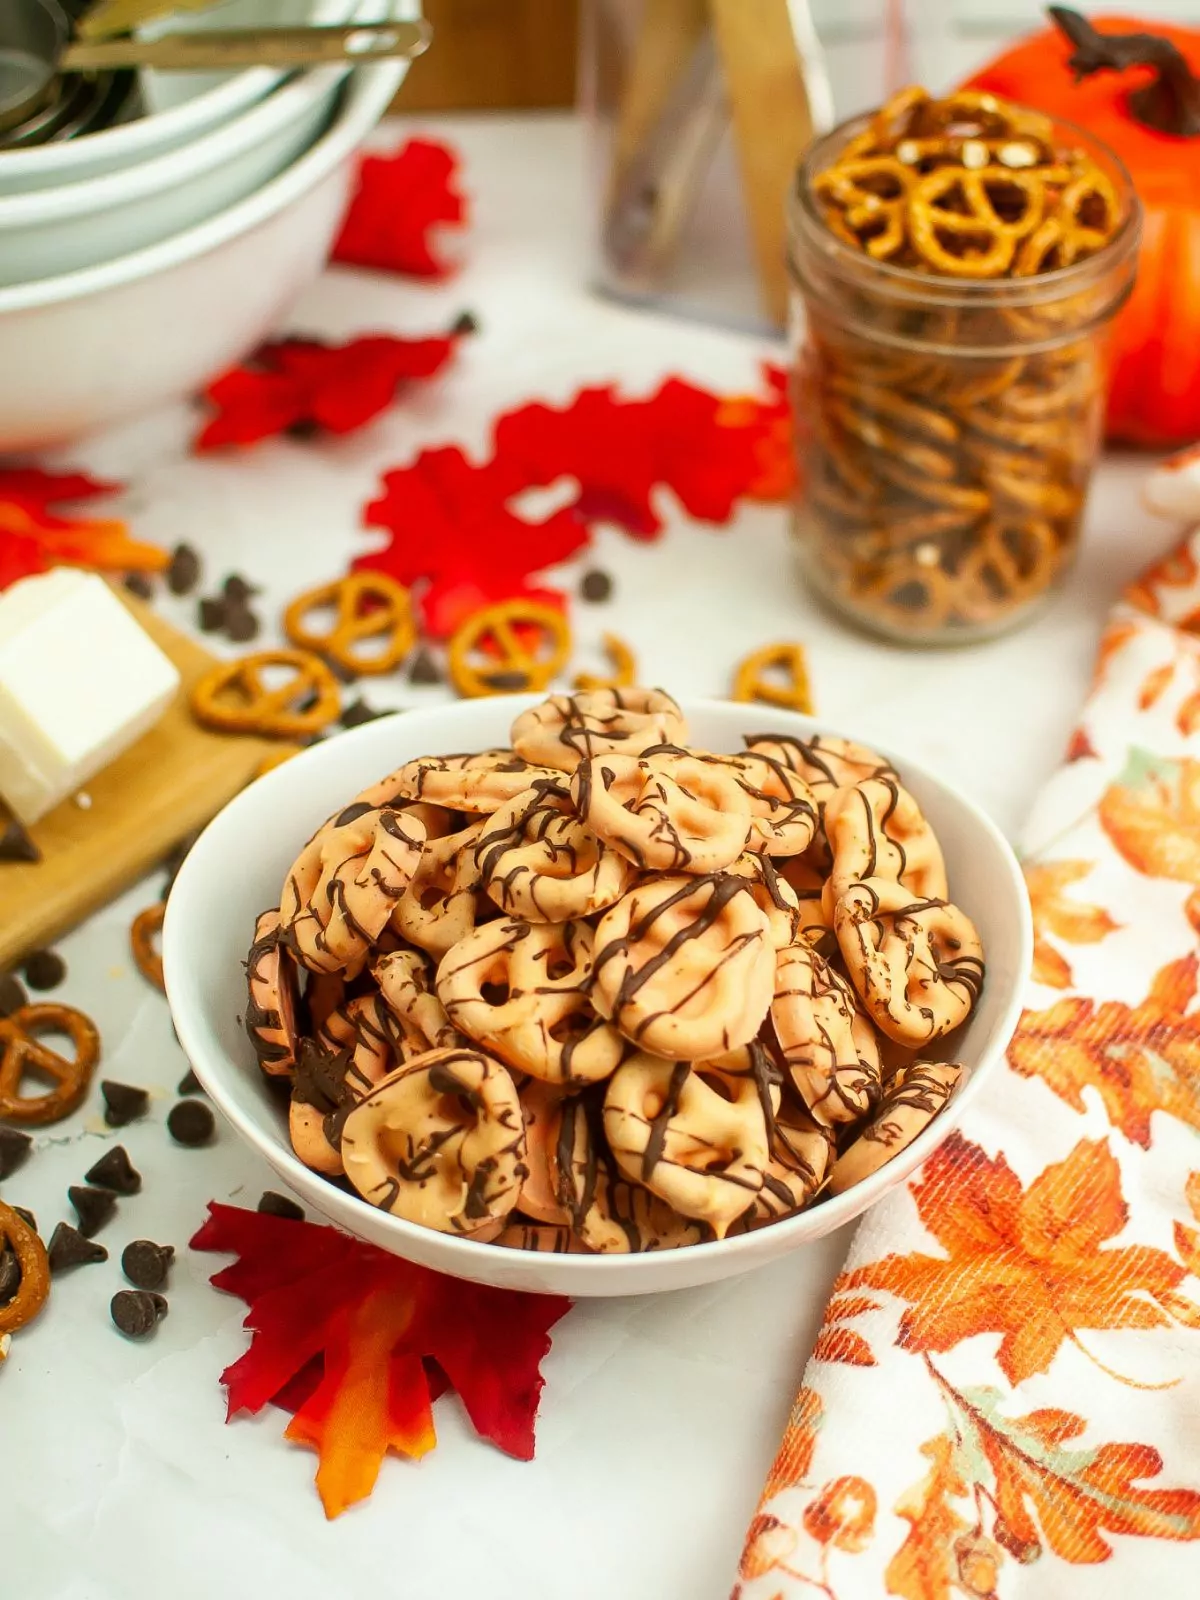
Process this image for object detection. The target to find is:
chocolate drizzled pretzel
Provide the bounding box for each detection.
[474,779,633,923]
[511,688,687,774]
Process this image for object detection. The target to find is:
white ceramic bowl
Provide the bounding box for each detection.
[0,60,404,451]
[164,697,1032,1298]
[0,0,370,196]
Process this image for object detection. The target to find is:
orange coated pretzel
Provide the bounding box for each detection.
[0,1003,100,1125]
[908,164,1046,278]
[283,572,417,677]
[447,600,572,698]
[191,649,340,738]
[574,632,636,692]
[732,642,814,714]
[130,903,165,992]
[0,1201,50,1338]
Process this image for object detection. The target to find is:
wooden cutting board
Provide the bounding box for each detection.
[0,592,288,969]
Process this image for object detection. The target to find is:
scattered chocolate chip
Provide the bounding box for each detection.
[47,1222,107,1273]
[167,1099,215,1147]
[121,1240,175,1290]
[222,573,258,604]
[176,1068,205,1097]
[13,1206,36,1231]
[0,972,27,1017]
[340,698,387,729]
[452,310,479,336]
[85,1145,142,1196]
[197,595,226,632]
[223,601,259,644]
[286,419,319,441]
[101,1081,149,1128]
[322,653,359,685]
[111,1289,168,1339]
[0,1127,32,1180]
[166,543,201,596]
[294,688,320,715]
[68,1185,116,1238]
[22,949,65,991]
[407,646,443,685]
[483,671,530,692]
[257,1191,305,1222]
[0,1248,18,1301]
[0,819,40,864]
[123,572,155,601]
[580,568,614,603]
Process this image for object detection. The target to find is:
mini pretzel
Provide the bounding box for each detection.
[438,917,625,1086]
[728,853,802,949]
[515,1080,573,1224]
[956,518,1060,623]
[389,749,560,813]
[591,873,775,1060]
[245,908,299,1076]
[283,572,416,676]
[373,949,459,1056]
[0,1003,100,1125]
[723,750,819,857]
[814,156,914,260]
[829,397,959,482]
[306,971,346,1033]
[447,600,572,698]
[341,1047,526,1236]
[835,877,985,1046]
[779,854,835,951]
[474,781,633,922]
[495,1220,588,1252]
[572,748,753,874]
[279,806,426,977]
[869,452,992,516]
[908,165,1045,278]
[845,557,959,636]
[191,649,340,738]
[288,1030,369,1177]
[316,994,402,1102]
[130,902,165,991]
[828,1060,962,1196]
[392,822,486,960]
[0,1201,50,1338]
[554,1092,706,1252]
[574,632,637,692]
[771,942,881,1126]
[824,777,948,913]
[743,1105,833,1226]
[732,642,814,715]
[603,1049,772,1237]
[511,688,688,774]
[745,733,896,804]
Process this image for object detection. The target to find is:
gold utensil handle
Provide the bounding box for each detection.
[63,19,431,71]
[76,1,230,45]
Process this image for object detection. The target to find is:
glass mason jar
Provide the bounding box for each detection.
[787,114,1141,645]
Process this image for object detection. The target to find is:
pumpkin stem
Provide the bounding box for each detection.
[1048,6,1200,137]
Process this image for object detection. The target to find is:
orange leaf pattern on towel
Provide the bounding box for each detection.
[1024,860,1118,990]
[885,1433,973,1600]
[1008,955,1200,1148]
[1100,751,1200,882]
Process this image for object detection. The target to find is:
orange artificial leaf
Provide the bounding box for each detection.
[844,1133,1189,1384]
[944,1385,1200,1564]
[1138,660,1175,710]
[191,1205,570,1518]
[1009,953,1200,1147]
[812,1326,877,1367]
[1099,750,1200,882]
[1024,860,1119,991]
[762,1385,824,1503]
[885,1432,973,1600]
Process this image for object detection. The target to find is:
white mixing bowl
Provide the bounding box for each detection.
[0,60,405,450]
[163,697,1032,1299]
[0,0,371,195]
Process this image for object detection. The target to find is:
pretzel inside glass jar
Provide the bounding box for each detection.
[793,85,1138,643]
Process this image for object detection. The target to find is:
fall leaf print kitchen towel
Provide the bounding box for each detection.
[733,531,1200,1600]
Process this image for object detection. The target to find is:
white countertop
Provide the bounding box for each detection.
[2,114,1181,1600]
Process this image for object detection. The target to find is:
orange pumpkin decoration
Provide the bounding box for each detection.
[967,8,1200,448]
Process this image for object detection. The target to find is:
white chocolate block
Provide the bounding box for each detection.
[0,570,180,825]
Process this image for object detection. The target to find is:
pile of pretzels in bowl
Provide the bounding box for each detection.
[238,687,986,1258]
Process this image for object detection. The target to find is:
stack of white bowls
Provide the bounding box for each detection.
[0,0,419,450]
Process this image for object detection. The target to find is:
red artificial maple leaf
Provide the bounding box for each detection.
[196,321,472,451]
[356,445,586,635]
[332,137,467,278]
[0,467,165,590]
[491,377,762,539]
[191,1203,570,1518]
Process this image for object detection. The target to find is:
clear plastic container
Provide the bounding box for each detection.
[787,111,1140,644]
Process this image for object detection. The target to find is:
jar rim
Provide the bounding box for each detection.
[789,106,1142,311]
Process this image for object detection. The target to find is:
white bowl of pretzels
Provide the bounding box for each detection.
[164,690,1031,1296]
